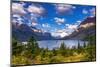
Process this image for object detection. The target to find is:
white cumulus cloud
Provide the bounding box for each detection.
[68,24,78,29]
[42,23,50,28]
[27,4,45,15]
[90,8,96,17]
[54,17,65,25]
[82,9,88,14]
[51,29,70,38]
[65,23,79,32]
[12,14,23,25]
[12,2,26,15]
[54,4,76,14]
[76,20,82,23]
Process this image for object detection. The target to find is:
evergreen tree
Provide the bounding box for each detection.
[83,41,87,48]
[77,41,82,53]
[45,46,49,52]
[77,41,81,49]
[59,42,66,56]
[27,36,39,58]
[40,48,46,61]
[85,45,96,61]
[12,37,23,55]
[52,48,57,56]
[72,46,77,50]
[60,42,66,50]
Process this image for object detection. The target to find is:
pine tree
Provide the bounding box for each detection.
[27,36,39,59]
[12,37,22,55]
[52,48,57,56]
[77,41,81,49]
[83,41,87,48]
[40,48,46,60]
[59,42,66,56]
[60,42,66,50]
[77,41,82,53]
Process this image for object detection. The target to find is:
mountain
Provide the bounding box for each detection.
[63,16,96,40]
[12,22,54,42]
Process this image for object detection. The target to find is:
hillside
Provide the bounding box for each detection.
[63,16,96,40]
[12,22,54,42]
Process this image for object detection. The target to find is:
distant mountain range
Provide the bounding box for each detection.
[63,16,96,40]
[12,16,96,41]
[12,22,54,42]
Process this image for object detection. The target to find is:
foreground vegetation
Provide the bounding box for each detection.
[12,35,96,66]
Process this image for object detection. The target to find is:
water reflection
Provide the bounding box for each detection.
[38,40,88,50]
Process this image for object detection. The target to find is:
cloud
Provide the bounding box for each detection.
[82,8,96,17]
[42,23,50,28]
[13,14,21,18]
[65,24,70,27]
[12,14,23,25]
[68,24,78,30]
[12,3,45,27]
[54,17,65,25]
[12,18,23,26]
[76,20,82,23]
[65,23,79,32]
[82,9,88,14]
[76,20,82,25]
[51,30,69,38]
[65,23,78,29]
[27,4,45,16]
[90,8,96,17]
[12,2,26,15]
[27,5,46,26]
[54,4,76,14]
[12,2,43,27]
[30,13,38,20]
[32,21,38,26]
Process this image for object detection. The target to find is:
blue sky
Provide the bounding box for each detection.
[12,1,96,37]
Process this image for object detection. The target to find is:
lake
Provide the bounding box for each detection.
[37,40,88,50]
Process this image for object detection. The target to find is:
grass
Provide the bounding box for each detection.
[12,52,92,65]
